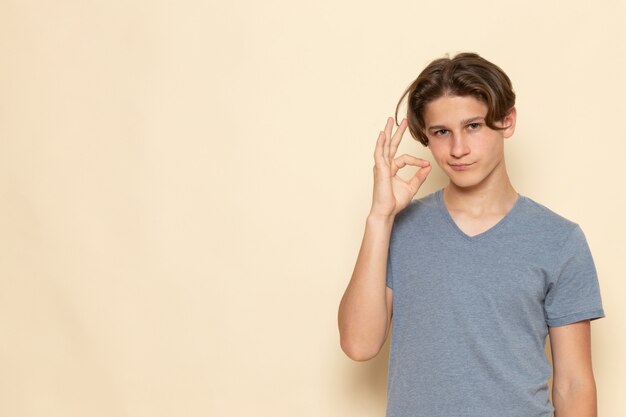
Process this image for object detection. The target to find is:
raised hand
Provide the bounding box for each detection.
[370,117,431,218]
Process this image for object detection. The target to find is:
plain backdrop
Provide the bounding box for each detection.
[1,0,625,416]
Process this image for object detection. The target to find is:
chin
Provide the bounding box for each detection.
[450,180,483,189]
[447,172,486,189]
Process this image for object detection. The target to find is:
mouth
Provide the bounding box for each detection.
[449,162,474,171]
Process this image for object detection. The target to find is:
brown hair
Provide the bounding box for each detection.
[395,52,516,146]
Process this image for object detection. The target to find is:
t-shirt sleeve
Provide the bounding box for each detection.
[544,225,605,327]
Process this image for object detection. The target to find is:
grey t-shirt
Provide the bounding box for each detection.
[385,190,604,417]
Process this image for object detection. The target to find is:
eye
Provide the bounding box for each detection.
[433,129,449,136]
[467,122,481,130]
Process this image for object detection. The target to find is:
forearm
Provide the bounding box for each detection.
[338,214,394,361]
[553,378,597,417]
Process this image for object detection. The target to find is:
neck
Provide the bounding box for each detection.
[443,164,517,216]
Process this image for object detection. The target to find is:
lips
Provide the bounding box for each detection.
[449,163,474,171]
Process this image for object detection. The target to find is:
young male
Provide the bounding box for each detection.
[338,52,605,417]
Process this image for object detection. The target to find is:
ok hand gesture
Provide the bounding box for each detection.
[370,117,431,218]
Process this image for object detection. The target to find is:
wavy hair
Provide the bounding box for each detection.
[395,52,516,146]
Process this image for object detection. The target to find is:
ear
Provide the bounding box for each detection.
[502,106,517,139]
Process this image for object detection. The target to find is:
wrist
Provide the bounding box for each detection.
[366,212,395,226]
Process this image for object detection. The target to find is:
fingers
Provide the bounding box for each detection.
[392,153,431,192]
[391,154,430,176]
[389,118,408,160]
[375,117,413,171]
[374,131,388,168]
[407,163,432,191]
[383,117,393,163]
[382,116,408,163]
[393,154,430,168]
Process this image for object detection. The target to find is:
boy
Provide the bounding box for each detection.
[338,52,605,417]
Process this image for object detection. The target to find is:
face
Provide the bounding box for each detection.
[423,95,516,189]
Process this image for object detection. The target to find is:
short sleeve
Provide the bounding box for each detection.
[544,225,605,327]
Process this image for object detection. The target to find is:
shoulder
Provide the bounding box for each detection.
[514,195,584,248]
[394,191,439,225]
[388,191,443,242]
[517,195,579,230]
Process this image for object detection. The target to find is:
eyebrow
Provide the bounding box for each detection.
[427,116,485,131]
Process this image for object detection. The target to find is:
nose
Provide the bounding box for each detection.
[450,132,470,158]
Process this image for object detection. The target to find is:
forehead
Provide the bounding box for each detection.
[423,95,488,127]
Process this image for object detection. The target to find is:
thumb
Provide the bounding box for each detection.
[407,165,431,192]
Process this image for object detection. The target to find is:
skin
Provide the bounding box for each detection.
[424,95,518,236]
[550,320,598,417]
[338,94,597,416]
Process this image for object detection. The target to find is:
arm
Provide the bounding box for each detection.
[549,320,597,417]
[338,117,430,361]
[338,215,395,361]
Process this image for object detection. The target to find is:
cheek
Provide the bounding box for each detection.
[428,144,447,164]
[482,141,504,159]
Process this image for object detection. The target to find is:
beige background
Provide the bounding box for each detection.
[1,0,624,416]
